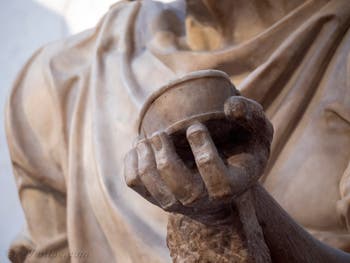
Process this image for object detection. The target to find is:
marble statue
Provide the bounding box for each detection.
[5,0,350,262]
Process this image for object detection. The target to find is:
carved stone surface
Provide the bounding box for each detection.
[167,212,249,263]
[138,70,272,262]
[5,0,350,262]
[167,190,272,263]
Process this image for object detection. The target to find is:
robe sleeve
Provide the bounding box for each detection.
[5,47,69,263]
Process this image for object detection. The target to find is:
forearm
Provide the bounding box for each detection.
[167,209,251,263]
[167,183,350,263]
[252,183,350,263]
[166,189,271,263]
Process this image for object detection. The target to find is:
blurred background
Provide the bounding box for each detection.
[0,0,170,262]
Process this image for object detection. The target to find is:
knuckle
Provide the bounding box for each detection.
[157,158,171,171]
[156,156,181,173]
[124,169,140,188]
[138,163,156,176]
[196,152,217,166]
[181,187,204,206]
[124,151,139,187]
[156,190,177,210]
[125,174,138,187]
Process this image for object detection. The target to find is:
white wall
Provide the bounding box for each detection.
[0,0,119,262]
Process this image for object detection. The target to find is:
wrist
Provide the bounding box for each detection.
[188,202,235,226]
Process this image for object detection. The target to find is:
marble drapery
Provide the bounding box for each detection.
[5,0,350,262]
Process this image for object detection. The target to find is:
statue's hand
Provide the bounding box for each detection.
[124,96,273,223]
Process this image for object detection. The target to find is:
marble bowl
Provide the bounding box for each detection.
[138,70,239,137]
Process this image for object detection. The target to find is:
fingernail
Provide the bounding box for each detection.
[150,132,162,151]
[187,124,207,147]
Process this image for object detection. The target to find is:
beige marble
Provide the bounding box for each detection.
[5,0,350,262]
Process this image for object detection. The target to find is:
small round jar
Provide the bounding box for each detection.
[138,70,243,166]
